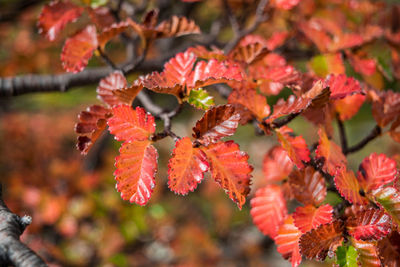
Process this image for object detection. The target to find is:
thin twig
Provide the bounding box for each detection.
[336,114,348,153]
[97,48,118,70]
[223,0,240,36]
[345,125,381,155]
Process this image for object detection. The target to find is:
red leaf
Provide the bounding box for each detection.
[88,6,115,30]
[38,0,84,41]
[272,0,301,10]
[187,59,243,91]
[346,208,392,241]
[357,153,397,192]
[96,71,128,107]
[114,140,158,205]
[75,105,111,154]
[288,166,327,206]
[334,167,368,205]
[228,83,271,121]
[265,95,311,123]
[265,31,288,50]
[250,185,288,238]
[348,53,376,76]
[371,90,400,127]
[203,141,252,209]
[107,105,155,142]
[371,186,400,227]
[293,204,334,233]
[192,105,240,146]
[263,146,294,183]
[325,74,363,100]
[334,94,366,121]
[274,216,302,267]
[61,25,98,73]
[168,137,209,195]
[276,126,310,169]
[351,238,381,267]
[315,127,347,175]
[187,45,226,61]
[299,221,344,261]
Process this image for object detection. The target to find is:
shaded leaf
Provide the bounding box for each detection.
[114,140,158,205]
[276,126,310,168]
[346,208,392,241]
[299,221,344,261]
[263,146,294,183]
[377,231,400,267]
[88,6,115,30]
[293,204,334,233]
[336,245,358,267]
[274,215,302,267]
[250,185,288,238]
[357,153,397,192]
[187,88,215,110]
[168,137,209,195]
[371,90,400,127]
[334,167,368,205]
[192,105,240,146]
[97,20,131,48]
[351,238,381,267]
[187,45,226,61]
[38,0,84,41]
[156,16,201,38]
[288,166,327,206]
[75,105,111,154]
[107,105,155,142]
[230,42,269,65]
[203,141,252,209]
[61,25,98,73]
[112,83,144,106]
[96,71,128,107]
[372,186,400,227]
[316,127,347,175]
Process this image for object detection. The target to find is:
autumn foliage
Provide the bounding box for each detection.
[2,0,400,266]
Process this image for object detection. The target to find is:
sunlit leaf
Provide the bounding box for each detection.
[351,238,381,267]
[265,95,311,123]
[263,146,294,183]
[276,126,310,169]
[288,166,327,206]
[325,74,363,100]
[272,0,301,10]
[334,94,366,121]
[107,105,155,142]
[299,220,344,261]
[372,186,400,227]
[187,88,215,110]
[112,83,144,106]
[250,185,288,238]
[336,245,358,267]
[293,204,333,233]
[274,215,302,267]
[38,0,84,41]
[114,140,158,205]
[346,208,392,241]
[168,137,209,195]
[316,127,347,175]
[334,167,368,205]
[96,71,128,107]
[202,141,252,209]
[75,105,111,154]
[192,105,240,146]
[61,25,98,73]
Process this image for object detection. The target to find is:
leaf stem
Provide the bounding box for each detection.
[336,114,348,153]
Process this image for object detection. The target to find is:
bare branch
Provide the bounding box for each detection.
[345,125,381,155]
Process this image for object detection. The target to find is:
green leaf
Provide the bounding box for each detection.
[83,0,108,8]
[372,186,400,227]
[365,42,393,82]
[187,88,215,110]
[336,245,358,267]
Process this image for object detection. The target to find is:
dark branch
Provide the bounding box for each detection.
[336,114,348,153]
[345,125,381,155]
[0,184,47,267]
[271,112,301,129]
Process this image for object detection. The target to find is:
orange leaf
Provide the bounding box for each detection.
[96,71,128,107]
[114,140,158,205]
[265,95,311,123]
[168,137,209,195]
[351,238,381,267]
[112,83,144,106]
[156,16,201,38]
[274,216,302,267]
[357,153,398,192]
[263,146,294,183]
[192,105,240,146]
[38,0,84,41]
[293,204,333,233]
[61,25,98,73]
[187,45,226,61]
[107,105,155,142]
[88,6,115,30]
[334,167,368,204]
[250,185,288,238]
[288,166,327,206]
[276,126,310,168]
[75,105,111,155]
[299,221,344,261]
[97,20,131,48]
[229,42,269,65]
[325,74,363,100]
[315,127,347,175]
[334,94,366,121]
[202,141,252,209]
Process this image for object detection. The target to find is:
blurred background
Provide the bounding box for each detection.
[1,0,400,266]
